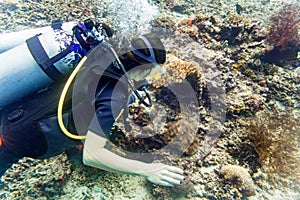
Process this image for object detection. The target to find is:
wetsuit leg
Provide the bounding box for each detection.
[37,113,81,159]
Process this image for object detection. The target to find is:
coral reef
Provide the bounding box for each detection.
[218,164,256,197]
[1,154,71,199]
[0,0,99,31]
[113,104,201,157]
[225,83,267,118]
[177,13,267,59]
[152,176,195,199]
[160,113,201,156]
[152,15,177,32]
[266,66,300,108]
[177,12,269,78]
[240,110,300,186]
[263,3,300,64]
[266,4,300,50]
[109,54,207,157]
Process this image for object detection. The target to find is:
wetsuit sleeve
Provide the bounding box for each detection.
[89,79,126,138]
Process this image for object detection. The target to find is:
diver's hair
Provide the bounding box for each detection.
[120,34,166,71]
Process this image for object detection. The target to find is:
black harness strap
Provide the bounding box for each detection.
[26,35,73,81]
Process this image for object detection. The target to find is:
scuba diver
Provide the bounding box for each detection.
[0,19,184,187]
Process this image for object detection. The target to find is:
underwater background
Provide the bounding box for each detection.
[0,0,299,199]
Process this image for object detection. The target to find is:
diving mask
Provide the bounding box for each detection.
[130,35,166,80]
[148,64,166,81]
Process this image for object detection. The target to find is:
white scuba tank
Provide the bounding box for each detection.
[0,22,82,109]
[0,22,76,53]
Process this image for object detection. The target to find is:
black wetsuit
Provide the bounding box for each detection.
[0,42,128,177]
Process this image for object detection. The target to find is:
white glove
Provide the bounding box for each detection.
[143,163,185,186]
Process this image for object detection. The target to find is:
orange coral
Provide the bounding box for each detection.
[151,55,202,88]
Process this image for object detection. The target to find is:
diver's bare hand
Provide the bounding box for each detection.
[144,163,184,186]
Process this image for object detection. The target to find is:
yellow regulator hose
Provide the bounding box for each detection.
[57,56,88,140]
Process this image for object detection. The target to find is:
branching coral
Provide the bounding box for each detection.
[241,110,300,185]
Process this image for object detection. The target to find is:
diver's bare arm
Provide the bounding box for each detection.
[83,130,184,186]
[83,130,148,174]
